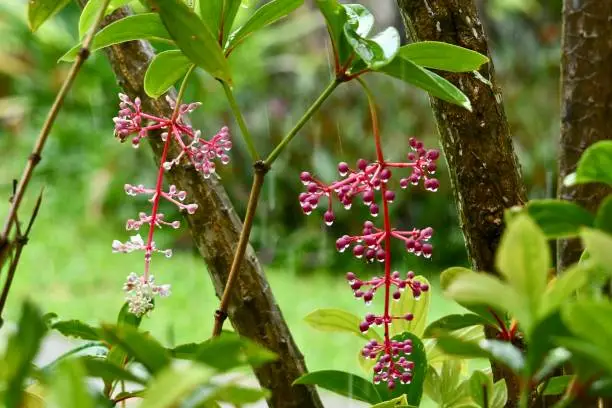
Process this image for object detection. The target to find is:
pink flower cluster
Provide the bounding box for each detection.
[111,94,232,316]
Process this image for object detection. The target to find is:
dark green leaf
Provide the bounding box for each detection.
[199,0,241,46]
[79,357,147,385]
[49,360,94,408]
[542,375,572,396]
[528,311,572,375]
[376,332,427,406]
[193,332,277,371]
[60,14,172,62]
[398,41,488,72]
[595,195,612,234]
[423,314,488,338]
[379,57,472,110]
[144,50,193,98]
[117,301,143,328]
[304,308,378,341]
[565,141,612,187]
[437,337,525,375]
[554,336,612,376]
[294,370,382,404]
[154,0,232,83]
[101,324,170,374]
[590,378,612,397]
[28,0,70,32]
[52,320,101,341]
[523,199,595,238]
[226,0,304,53]
[169,342,200,359]
[78,0,132,39]
[532,348,571,382]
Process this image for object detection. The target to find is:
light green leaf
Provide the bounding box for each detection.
[304,308,379,341]
[357,347,377,375]
[343,4,374,37]
[51,320,101,341]
[542,375,572,396]
[294,370,382,404]
[140,364,213,408]
[595,195,612,235]
[490,379,508,408]
[155,0,232,83]
[380,57,472,110]
[539,262,589,319]
[313,0,352,64]
[79,357,147,385]
[226,0,304,53]
[469,370,491,408]
[581,228,612,276]
[399,41,488,72]
[390,276,430,337]
[423,313,488,338]
[193,332,277,371]
[201,383,269,405]
[532,348,571,383]
[49,360,94,408]
[524,199,595,238]
[371,395,414,408]
[78,0,133,39]
[199,0,241,46]
[61,14,172,62]
[344,25,400,70]
[565,141,612,187]
[496,214,549,325]
[28,0,70,32]
[144,50,193,98]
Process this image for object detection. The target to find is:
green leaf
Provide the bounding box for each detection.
[344,24,400,70]
[61,14,172,62]
[399,41,488,72]
[376,332,428,406]
[28,0,70,32]
[117,301,143,328]
[101,324,171,374]
[4,301,47,408]
[423,314,488,338]
[294,370,382,404]
[140,364,213,408]
[437,337,525,375]
[390,276,430,337]
[49,360,95,408]
[304,308,378,341]
[565,141,612,187]
[203,384,269,405]
[52,320,101,341]
[469,370,491,408]
[154,0,232,83]
[496,214,549,331]
[226,0,304,53]
[527,311,572,377]
[532,348,571,383]
[314,0,352,65]
[440,360,468,405]
[78,0,133,39]
[144,50,193,98]
[539,262,589,319]
[581,228,612,276]
[79,357,147,385]
[595,195,612,234]
[357,347,377,375]
[380,57,472,110]
[490,379,508,408]
[193,332,277,371]
[524,199,595,238]
[199,0,241,46]
[371,395,413,407]
[542,375,572,396]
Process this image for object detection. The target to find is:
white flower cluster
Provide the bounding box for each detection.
[123,272,171,316]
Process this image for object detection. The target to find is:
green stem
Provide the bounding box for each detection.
[264,79,339,167]
[173,65,195,119]
[221,81,259,161]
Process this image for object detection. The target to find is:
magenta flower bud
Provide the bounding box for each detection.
[420,283,430,292]
[307,183,318,193]
[357,158,368,171]
[405,239,416,252]
[300,171,312,183]
[404,313,414,321]
[354,290,364,298]
[370,204,379,217]
[363,291,374,303]
[302,204,313,215]
[420,227,433,239]
[351,281,362,290]
[376,249,385,262]
[364,221,374,229]
[384,190,395,203]
[407,152,416,161]
[399,178,409,189]
[407,271,415,279]
[359,322,370,333]
[409,173,420,185]
[338,162,349,176]
[365,313,376,323]
[380,168,391,181]
[362,190,374,204]
[324,210,335,226]
[393,291,401,300]
[298,192,308,203]
[401,373,412,384]
[346,272,356,282]
[426,149,440,161]
[424,178,440,192]
[365,248,376,261]
[409,137,417,148]
[427,162,437,173]
[336,237,349,251]
[388,380,396,390]
[422,243,433,258]
[415,141,424,149]
[353,245,365,258]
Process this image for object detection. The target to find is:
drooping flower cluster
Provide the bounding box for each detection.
[112,94,232,316]
[299,137,439,389]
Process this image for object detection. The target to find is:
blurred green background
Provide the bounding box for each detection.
[0,0,560,378]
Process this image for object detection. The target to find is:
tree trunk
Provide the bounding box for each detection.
[98,7,323,408]
[395,1,527,406]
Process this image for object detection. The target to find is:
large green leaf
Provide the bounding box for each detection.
[423,313,489,338]
[294,370,382,404]
[542,375,572,396]
[79,357,147,385]
[376,332,428,406]
[304,308,378,341]
[437,337,525,375]
[101,324,171,374]
[564,141,612,187]
[539,262,589,319]
[527,311,572,378]
[380,57,472,110]
[78,0,133,39]
[28,0,71,32]
[190,332,277,371]
[140,364,213,408]
[581,228,612,276]
[48,360,95,408]
[52,320,101,341]
[399,41,488,72]
[314,0,352,65]
[496,214,549,329]
[199,0,241,46]
[524,199,595,238]
[344,25,400,70]
[390,276,430,337]
[144,50,193,98]
[61,14,172,62]
[595,195,612,234]
[226,0,304,53]
[154,0,232,83]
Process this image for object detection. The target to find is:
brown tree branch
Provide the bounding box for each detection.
[98,8,323,408]
[395,1,527,406]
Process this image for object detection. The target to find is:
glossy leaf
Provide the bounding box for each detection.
[390,276,430,337]
[564,141,612,187]
[371,395,414,408]
[49,360,94,408]
[595,195,612,234]
[226,0,304,53]
[581,228,612,276]
[193,332,277,371]
[469,370,491,408]
[78,0,132,39]
[101,324,170,374]
[28,0,70,32]
[294,370,382,404]
[399,41,488,72]
[380,57,472,110]
[524,199,595,238]
[376,332,427,406]
[490,379,508,408]
[199,0,241,46]
[314,0,352,64]
[304,308,377,341]
[154,0,232,83]
[61,14,172,62]
[79,357,147,385]
[423,313,488,338]
[144,50,193,98]
[542,375,572,396]
[344,25,400,70]
[52,320,101,341]
[140,364,213,408]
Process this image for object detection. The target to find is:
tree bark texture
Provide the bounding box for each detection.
[99,8,323,408]
[395,1,527,406]
[558,0,612,272]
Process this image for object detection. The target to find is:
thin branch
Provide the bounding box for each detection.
[221,80,260,161]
